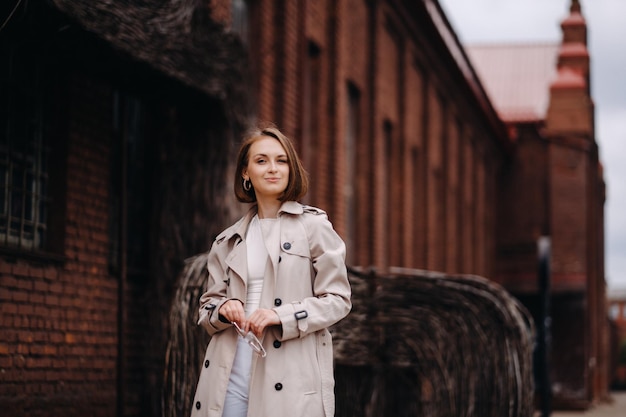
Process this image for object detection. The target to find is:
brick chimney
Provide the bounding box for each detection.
[546,0,593,136]
[543,0,596,289]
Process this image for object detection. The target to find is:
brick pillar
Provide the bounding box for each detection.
[544,0,607,404]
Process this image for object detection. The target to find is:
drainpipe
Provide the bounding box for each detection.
[114,91,128,417]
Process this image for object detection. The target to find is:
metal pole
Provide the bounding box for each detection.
[115,91,128,417]
[538,236,552,417]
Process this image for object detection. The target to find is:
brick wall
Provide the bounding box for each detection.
[247,0,504,276]
[495,124,550,291]
[0,72,117,416]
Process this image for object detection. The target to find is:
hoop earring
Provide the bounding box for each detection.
[243,179,252,191]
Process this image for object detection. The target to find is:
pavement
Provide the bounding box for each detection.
[550,391,626,417]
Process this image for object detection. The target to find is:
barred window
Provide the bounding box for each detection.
[1,44,52,252]
[0,138,49,249]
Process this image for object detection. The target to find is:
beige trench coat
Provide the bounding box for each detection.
[190,201,352,417]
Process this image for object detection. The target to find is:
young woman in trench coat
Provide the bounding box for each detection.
[190,124,352,417]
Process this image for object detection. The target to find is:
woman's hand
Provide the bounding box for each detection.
[218,299,245,326]
[245,308,281,337]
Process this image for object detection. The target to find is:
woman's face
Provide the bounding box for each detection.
[243,136,290,201]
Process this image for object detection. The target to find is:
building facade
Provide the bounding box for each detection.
[0,1,248,415]
[467,1,607,408]
[233,0,508,277]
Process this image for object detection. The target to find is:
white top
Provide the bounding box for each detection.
[224,215,278,411]
[244,215,268,314]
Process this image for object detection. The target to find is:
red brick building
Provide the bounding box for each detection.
[0,1,249,415]
[0,0,607,415]
[467,1,608,408]
[609,290,626,388]
[237,0,509,277]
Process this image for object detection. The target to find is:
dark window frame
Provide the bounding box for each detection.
[0,30,67,263]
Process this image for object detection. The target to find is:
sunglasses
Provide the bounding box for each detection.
[233,322,267,357]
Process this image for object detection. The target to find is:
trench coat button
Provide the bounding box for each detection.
[273,340,282,348]
[274,298,282,306]
[204,359,210,368]
[275,383,283,391]
[195,401,201,409]
[282,242,291,250]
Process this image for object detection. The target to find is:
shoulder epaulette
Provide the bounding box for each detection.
[302,205,326,215]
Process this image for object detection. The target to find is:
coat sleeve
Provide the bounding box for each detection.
[274,212,352,340]
[197,239,235,336]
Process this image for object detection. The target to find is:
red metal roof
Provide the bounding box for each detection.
[465,43,559,123]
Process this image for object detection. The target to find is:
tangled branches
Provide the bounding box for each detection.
[162,253,209,417]
[333,267,535,417]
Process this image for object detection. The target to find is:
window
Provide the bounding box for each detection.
[302,42,321,204]
[0,136,49,250]
[0,44,52,251]
[344,83,359,263]
[384,120,394,266]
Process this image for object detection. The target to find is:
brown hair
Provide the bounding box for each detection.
[234,123,309,203]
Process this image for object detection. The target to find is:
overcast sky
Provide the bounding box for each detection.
[437,0,626,290]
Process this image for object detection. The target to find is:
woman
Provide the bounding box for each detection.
[191,124,352,417]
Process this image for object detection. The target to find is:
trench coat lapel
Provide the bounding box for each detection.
[225,239,248,285]
[224,206,257,285]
